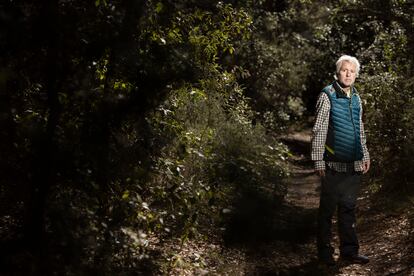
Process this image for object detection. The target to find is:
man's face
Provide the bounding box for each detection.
[337,61,357,88]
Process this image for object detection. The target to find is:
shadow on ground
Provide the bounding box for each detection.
[251,259,340,276]
[223,186,317,247]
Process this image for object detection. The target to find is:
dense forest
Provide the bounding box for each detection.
[0,0,413,275]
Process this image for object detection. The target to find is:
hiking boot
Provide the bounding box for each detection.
[340,254,369,264]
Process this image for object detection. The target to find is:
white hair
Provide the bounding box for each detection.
[334,55,360,79]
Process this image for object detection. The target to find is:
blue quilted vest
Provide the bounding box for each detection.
[323,81,364,162]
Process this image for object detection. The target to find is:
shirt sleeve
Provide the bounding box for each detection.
[311,93,330,170]
[359,100,370,162]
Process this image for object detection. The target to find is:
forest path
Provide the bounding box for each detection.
[212,127,413,275]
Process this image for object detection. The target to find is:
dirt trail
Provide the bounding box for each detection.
[213,128,414,275]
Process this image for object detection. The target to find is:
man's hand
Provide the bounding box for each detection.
[362,160,370,174]
[316,169,326,177]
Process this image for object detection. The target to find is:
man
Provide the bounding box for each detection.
[311,55,371,266]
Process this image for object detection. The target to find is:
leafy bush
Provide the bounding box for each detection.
[146,70,289,238]
[33,2,290,274]
[359,72,414,192]
[235,2,318,131]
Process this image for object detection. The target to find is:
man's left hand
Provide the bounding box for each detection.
[362,160,370,174]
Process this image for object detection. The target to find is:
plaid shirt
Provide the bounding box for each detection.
[311,84,370,172]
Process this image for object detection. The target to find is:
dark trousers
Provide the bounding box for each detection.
[317,168,361,259]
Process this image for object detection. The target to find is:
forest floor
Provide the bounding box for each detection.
[1,128,413,275]
[168,127,414,275]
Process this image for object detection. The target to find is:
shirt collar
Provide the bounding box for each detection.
[333,81,355,98]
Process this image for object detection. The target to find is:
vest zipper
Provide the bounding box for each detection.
[349,94,357,159]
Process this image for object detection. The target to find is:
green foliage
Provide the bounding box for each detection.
[143,1,252,69]
[146,70,289,242]
[360,70,414,191]
[236,0,326,130]
[3,0,414,274]
[1,1,288,273]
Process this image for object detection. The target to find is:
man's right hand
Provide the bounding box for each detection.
[316,170,326,177]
